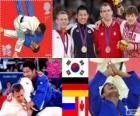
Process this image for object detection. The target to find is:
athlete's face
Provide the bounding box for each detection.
[102,83,119,99]
[100,5,113,21]
[126,13,137,26]
[13,89,25,103]
[56,14,69,30]
[31,41,40,51]
[36,27,42,33]
[23,67,36,79]
[77,10,89,25]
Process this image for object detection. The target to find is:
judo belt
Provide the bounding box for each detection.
[20,16,24,23]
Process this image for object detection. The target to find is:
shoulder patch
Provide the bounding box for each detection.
[66,23,77,30]
[87,24,95,32]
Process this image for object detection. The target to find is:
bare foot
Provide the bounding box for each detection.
[12,52,19,58]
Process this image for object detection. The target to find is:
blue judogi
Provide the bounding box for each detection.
[31,73,62,110]
[24,32,43,47]
[16,1,34,16]
[89,71,140,116]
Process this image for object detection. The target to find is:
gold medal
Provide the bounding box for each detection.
[81,46,87,53]
[105,46,111,53]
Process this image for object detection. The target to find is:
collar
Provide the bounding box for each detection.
[125,21,137,29]
[78,23,87,29]
[56,30,67,38]
[101,18,116,27]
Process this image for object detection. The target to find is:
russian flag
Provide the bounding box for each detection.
[62,97,76,110]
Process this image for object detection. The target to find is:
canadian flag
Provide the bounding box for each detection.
[78,97,87,116]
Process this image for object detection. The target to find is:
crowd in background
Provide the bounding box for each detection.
[0,58,62,97]
[53,0,140,27]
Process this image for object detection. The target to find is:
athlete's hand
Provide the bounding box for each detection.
[24,101,35,110]
[31,31,35,35]
[127,42,134,51]
[135,106,140,116]
[117,39,128,51]
[104,63,116,77]
[95,20,101,30]
[104,63,130,77]
[108,63,130,77]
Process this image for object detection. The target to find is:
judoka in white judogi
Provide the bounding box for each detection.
[0,96,28,116]
[4,15,40,53]
[53,30,74,58]
[20,77,62,116]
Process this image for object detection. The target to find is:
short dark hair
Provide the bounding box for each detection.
[77,5,89,14]
[11,84,24,93]
[100,2,112,12]
[125,5,138,16]
[56,10,68,19]
[6,80,12,85]
[23,60,36,70]
[39,23,46,34]
[101,82,111,95]
[32,45,40,53]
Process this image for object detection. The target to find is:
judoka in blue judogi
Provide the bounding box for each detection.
[31,73,62,110]
[89,64,140,116]
[21,60,62,115]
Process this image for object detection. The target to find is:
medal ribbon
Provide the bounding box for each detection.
[104,24,112,47]
[78,24,87,47]
[57,30,69,55]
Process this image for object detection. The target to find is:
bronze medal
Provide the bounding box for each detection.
[105,46,111,53]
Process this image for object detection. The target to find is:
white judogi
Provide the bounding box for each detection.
[36,107,62,116]
[4,30,25,52]
[90,58,129,99]
[53,30,74,58]
[20,77,34,102]
[0,96,28,116]
[14,15,40,33]
[3,15,40,53]
[20,77,62,116]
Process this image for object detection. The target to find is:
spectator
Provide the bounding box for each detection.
[0,80,2,95]
[2,80,12,96]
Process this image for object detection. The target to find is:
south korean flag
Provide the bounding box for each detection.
[62,58,88,77]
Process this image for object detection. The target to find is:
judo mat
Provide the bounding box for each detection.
[0,0,52,57]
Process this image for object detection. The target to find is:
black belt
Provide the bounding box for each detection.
[20,16,24,23]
